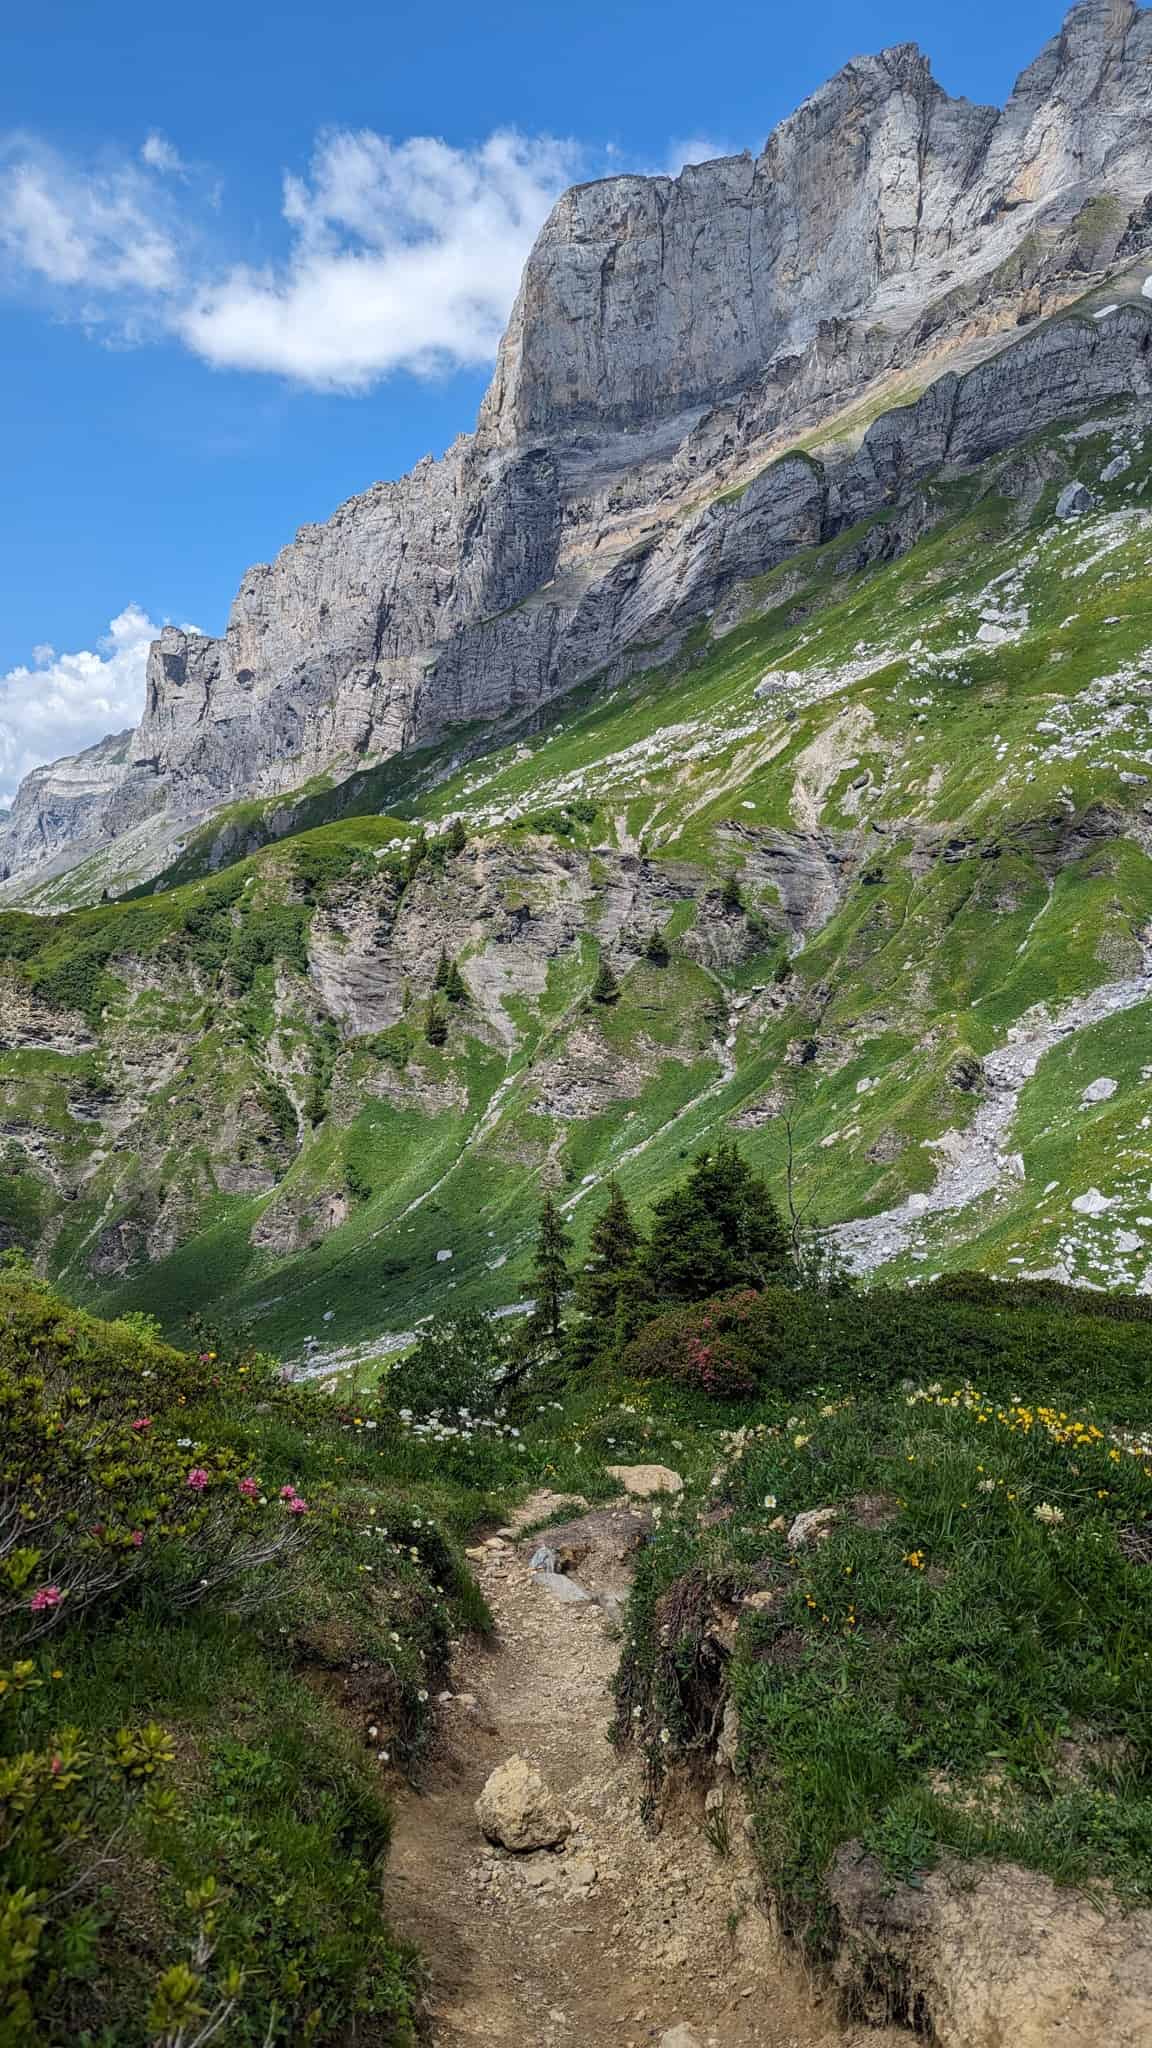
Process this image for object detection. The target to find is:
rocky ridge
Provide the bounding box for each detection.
[4,0,1152,892]
[5,387,1152,1335]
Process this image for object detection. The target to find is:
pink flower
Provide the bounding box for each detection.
[237,1477,260,1500]
[50,1754,63,1776]
[279,1484,298,1501]
[286,1496,309,1515]
[131,1416,153,1432]
[30,1586,62,1613]
[186,1467,210,1492]
[130,1530,144,1547]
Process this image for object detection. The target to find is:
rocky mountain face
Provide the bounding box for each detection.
[4,0,1152,1349]
[5,369,1152,1345]
[3,0,1152,892]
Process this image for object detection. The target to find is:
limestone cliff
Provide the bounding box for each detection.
[3,0,1152,891]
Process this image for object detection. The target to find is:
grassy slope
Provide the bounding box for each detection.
[616,1334,1152,1932]
[4,405,1152,1350]
[10,1270,1151,2042]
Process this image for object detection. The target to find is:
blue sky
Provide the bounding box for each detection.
[0,0,1067,798]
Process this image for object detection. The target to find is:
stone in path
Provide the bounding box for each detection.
[475,1755,571,1852]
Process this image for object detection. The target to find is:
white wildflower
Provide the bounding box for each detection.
[1034,1502,1065,1527]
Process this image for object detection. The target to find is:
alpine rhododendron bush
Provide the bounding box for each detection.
[0,1267,505,2046]
[620,1275,1152,1416]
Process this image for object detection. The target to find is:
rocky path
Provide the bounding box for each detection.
[383,1491,892,2048]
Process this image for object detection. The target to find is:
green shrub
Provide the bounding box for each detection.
[623,1291,762,1398]
[619,1277,1152,1417]
[382,1310,517,1417]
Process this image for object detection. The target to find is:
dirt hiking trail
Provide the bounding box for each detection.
[384,1491,895,2048]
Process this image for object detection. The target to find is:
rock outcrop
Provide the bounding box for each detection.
[4,0,1152,896]
[828,1846,1152,2047]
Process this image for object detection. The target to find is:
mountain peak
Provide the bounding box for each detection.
[4,0,1152,898]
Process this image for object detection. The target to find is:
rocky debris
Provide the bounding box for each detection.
[833,936,1152,1272]
[1055,479,1097,518]
[531,1020,657,1119]
[828,1846,1152,2047]
[0,970,96,1054]
[715,1700,741,1774]
[742,1588,788,1616]
[474,1756,571,1853]
[250,1188,350,1254]
[534,1571,592,1604]
[787,1506,839,1550]
[607,1465,684,1499]
[529,1505,653,1578]
[527,1505,654,1620]
[1081,1075,1118,1103]
[1072,1187,1116,1215]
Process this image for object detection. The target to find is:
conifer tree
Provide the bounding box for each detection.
[591,960,620,1005]
[433,949,451,990]
[721,872,743,913]
[645,926,670,966]
[443,960,469,1004]
[573,1181,643,1359]
[447,816,467,854]
[424,1000,448,1047]
[528,1194,572,1343]
[640,1140,790,1305]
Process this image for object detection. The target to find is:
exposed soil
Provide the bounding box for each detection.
[384,1492,898,2048]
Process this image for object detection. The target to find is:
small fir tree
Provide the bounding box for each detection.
[645,926,670,966]
[720,872,744,913]
[443,960,469,1004]
[433,949,451,990]
[447,816,467,854]
[573,1181,645,1361]
[528,1193,572,1343]
[591,960,620,1005]
[424,1000,448,1048]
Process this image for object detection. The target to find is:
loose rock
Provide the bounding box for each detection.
[475,1755,571,1852]
[787,1505,838,1549]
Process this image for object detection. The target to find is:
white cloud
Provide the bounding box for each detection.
[0,121,738,392]
[0,140,181,294]
[663,137,738,175]
[0,606,159,805]
[141,131,189,177]
[179,129,578,389]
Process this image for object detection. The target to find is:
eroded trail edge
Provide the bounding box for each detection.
[383,1491,886,2048]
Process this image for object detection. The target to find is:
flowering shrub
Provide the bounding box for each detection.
[0,1657,179,2042]
[0,1275,432,2043]
[622,1291,763,1399]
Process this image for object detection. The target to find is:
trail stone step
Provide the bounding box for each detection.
[607,1463,684,1498]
